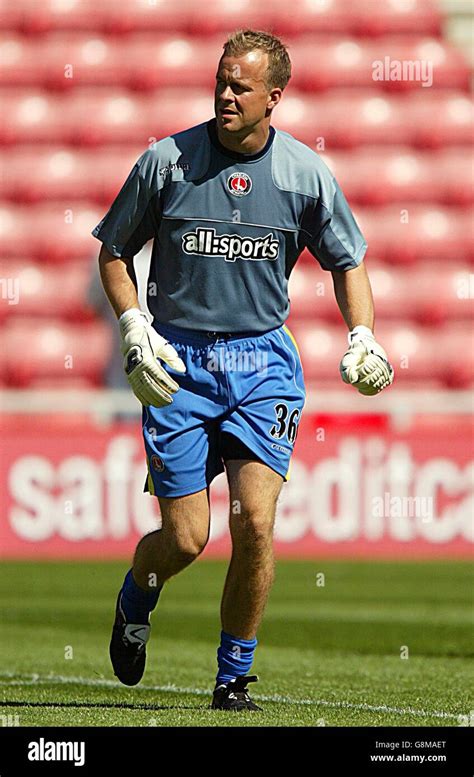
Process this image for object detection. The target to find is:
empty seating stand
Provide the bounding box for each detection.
[0,0,472,389]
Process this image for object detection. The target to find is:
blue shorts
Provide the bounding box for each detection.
[143,321,306,498]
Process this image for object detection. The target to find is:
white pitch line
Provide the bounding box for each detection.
[0,672,463,721]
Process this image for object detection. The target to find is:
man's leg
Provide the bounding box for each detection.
[110,488,210,686]
[133,487,211,591]
[211,458,283,709]
[221,460,282,637]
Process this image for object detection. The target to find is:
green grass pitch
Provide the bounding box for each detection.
[0,559,472,727]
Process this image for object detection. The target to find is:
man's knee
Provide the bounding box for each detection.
[172,524,209,563]
[230,505,276,549]
[158,490,210,563]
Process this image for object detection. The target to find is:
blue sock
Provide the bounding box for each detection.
[216,630,258,686]
[119,569,162,623]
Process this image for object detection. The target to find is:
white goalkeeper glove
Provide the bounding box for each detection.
[339,325,394,396]
[119,308,186,407]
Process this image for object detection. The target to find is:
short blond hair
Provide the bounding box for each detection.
[222,29,291,91]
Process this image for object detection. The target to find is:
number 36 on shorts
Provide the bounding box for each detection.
[269,403,301,444]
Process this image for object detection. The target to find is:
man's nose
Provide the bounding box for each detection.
[219,85,234,102]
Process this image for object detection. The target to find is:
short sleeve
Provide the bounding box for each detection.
[91,150,161,258]
[305,178,367,271]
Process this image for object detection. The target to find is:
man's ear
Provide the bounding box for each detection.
[267,87,282,112]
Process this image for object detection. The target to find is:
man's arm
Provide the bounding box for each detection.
[98,244,139,319]
[97,243,185,406]
[331,262,374,331]
[331,262,394,395]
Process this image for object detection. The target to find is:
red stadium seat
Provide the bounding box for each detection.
[2,88,470,151]
[0,34,48,88]
[66,89,153,146]
[4,0,442,38]
[351,0,442,37]
[146,88,212,139]
[279,0,362,37]
[0,203,104,262]
[126,35,218,90]
[353,264,474,325]
[0,204,25,256]
[3,87,210,146]
[319,147,474,206]
[1,199,472,269]
[290,38,380,92]
[0,0,24,32]
[274,91,413,148]
[289,263,412,323]
[298,204,473,266]
[274,90,474,149]
[0,88,151,146]
[36,33,128,91]
[2,143,470,210]
[288,265,339,322]
[289,263,474,325]
[0,260,96,322]
[0,145,143,202]
[290,264,403,323]
[372,37,469,92]
[0,33,216,91]
[189,0,442,38]
[0,0,471,397]
[1,0,193,34]
[287,320,440,384]
[408,91,474,148]
[440,324,474,388]
[14,0,106,35]
[404,265,474,325]
[188,0,293,37]
[3,318,113,387]
[66,88,211,145]
[287,322,345,381]
[379,323,474,388]
[353,205,474,265]
[378,323,473,387]
[2,33,467,93]
[288,320,473,387]
[0,90,64,145]
[436,149,474,205]
[289,37,469,92]
[100,0,195,35]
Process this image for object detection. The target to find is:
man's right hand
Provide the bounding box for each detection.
[119,309,186,407]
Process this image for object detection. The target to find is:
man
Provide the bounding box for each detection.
[92,29,393,712]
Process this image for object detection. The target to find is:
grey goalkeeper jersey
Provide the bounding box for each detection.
[92,119,367,333]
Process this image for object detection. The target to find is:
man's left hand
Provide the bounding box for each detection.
[339,325,394,396]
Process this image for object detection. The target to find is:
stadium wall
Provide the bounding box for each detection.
[0,407,472,559]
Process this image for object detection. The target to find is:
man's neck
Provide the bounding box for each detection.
[216,123,270,156]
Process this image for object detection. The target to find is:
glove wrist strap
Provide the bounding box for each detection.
[348,324,374,345]
[119,308,148,335]
[119,308,146,323]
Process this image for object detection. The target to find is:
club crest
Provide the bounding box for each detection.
[227,172,252,197]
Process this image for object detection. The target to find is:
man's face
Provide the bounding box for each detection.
[214,50,276,134]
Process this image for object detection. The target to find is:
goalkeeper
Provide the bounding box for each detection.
[92,29,393,712]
